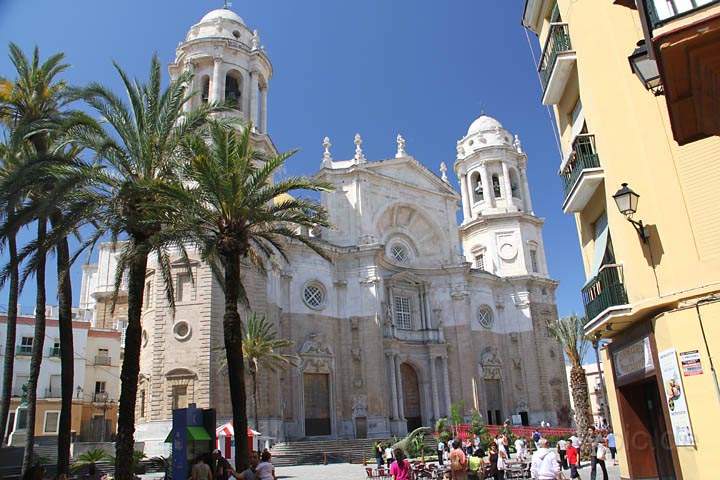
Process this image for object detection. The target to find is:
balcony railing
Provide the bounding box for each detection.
[582,264,629,321]
[93,392,110,403]
[383,325,443,343]
[94,355,111,366]
[538,23,572,92]
[645,0,720,28]
[17,345,32,356]
[561,134,601,198]
[44,388,61,399]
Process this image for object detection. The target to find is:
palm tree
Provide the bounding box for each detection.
[0,43,76,476]
[0,126,24,446]
[241,313,297,431]
[546,314,594,455]
[173,121,331,469]
[70,448,112,473]
[65,55,217,480]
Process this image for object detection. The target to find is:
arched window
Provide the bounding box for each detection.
[492,174,502,198]
[510,169,521,199]
[201,75,210,104]
[471,172,483,203]
[225,71,242,109]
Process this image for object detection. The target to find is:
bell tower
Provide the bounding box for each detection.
[455,115,548,278]
[169,7,273,137]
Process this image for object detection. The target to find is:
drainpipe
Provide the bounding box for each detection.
[592,336,612,429]
[694,297,720,405]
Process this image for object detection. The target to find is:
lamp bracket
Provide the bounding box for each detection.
[626,217,649,243]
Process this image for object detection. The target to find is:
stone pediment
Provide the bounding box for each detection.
[365,157,458,198]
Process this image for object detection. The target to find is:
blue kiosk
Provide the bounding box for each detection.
[166,404,216,480]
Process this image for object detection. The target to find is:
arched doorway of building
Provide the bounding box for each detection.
[401,363,423,432]
[484,379,503,425]
[303,372,331,437]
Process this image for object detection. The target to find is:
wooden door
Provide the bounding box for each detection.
[304,373,331,436]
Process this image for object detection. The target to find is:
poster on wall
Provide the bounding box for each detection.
[659,349,695,447]
[679,350,704,376]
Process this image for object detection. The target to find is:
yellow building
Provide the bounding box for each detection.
[522,1,720,479]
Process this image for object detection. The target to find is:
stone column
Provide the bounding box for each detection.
[182,62,195,112]
[210,58,224,104]
[387,353,399,420]
[395,355,405,420]
[459,173,472,221]
[260,87,268,133]
[501,161,513,210]
[429,356,440,421]
[441,356,452,417]
[250,72,260,131]
[520,167,534,214]
[480,164,492,208]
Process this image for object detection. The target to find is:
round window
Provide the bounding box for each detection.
[390,244,409,264]
[173,321,192,341]
[232,30,241,39]
[477,306,494,329]
[303,282,326,310]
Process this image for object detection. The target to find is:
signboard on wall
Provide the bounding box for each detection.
[614,336,654,379]
[679,350,704,376]
[659,349,695,447]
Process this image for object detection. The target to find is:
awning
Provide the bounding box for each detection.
[215,422,260,438]
[164,426,212,443]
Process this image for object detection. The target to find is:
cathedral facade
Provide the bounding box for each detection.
[77,8,570,455]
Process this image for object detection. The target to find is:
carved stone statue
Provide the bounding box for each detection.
[299,332,333,356]
[251,29,260,50]
[396,134,407,158]
[354,133,366,163]
[439,162,448,182]
[322,136,332,167]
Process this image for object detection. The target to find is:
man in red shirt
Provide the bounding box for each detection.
[566,441,579,479]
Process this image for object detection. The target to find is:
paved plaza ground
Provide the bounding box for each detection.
[275,461,622,479]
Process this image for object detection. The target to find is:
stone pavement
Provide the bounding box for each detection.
[275,461,622,479]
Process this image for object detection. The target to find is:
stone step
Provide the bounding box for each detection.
[270,436,437,467]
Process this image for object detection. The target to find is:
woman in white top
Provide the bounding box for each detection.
[255,450,276,480]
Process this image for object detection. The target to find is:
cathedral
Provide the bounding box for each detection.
[77,7,570,455]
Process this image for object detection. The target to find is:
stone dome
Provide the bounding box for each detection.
[200,8,245,25]
[467,115,504,136]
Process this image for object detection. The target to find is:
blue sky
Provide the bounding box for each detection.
[0,0,585,317]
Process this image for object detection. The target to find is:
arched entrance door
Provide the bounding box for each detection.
[401,363,422,432]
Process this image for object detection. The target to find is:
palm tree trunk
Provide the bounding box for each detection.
[569,364,594,458]
[21,219,48,477]
[251,368,258,432]
[52,212,73,476]
[0,228,19,445]
[115,248,148,480]
[222,252,250,471]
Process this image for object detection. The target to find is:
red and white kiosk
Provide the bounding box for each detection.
[215,422,262,465]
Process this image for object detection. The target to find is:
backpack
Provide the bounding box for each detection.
[450,451,465,472]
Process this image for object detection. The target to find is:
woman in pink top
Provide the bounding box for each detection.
[390,448,412,480]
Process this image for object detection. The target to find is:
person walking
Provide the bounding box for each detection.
[385,444,394,467]
[532,429,541,448]
[557,437,568,470]
[375,441,385,468]
[211,449,234,480]
[530,438,560,480]
[588,426,603,480]
[438,439,446,466]
[566,442,579,479]
[449,439,468,480]
[487,444,499,480]
[607,430,617,466]
[191,454,213,480]
[595,439,610,480]
[514,436,527,461]
[390,448,412,480]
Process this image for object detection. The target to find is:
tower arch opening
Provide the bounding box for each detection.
[225,70,243,110]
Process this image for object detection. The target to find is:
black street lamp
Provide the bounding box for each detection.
[628,41,663,95]
[613,183,649,243]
